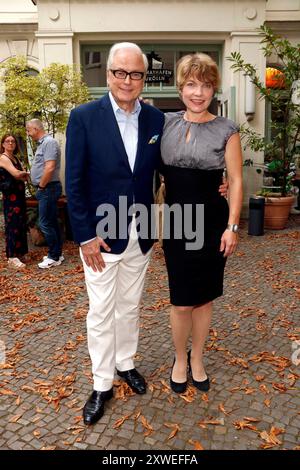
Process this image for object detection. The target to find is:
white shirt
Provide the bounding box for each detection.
[109,91,141,172]
[81,93,141,245]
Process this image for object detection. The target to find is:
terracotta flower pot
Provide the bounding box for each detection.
[264,195,294,229]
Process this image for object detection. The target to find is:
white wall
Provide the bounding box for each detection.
[267,0,300,20]
[0,0,37,23]
[0,0,38,67]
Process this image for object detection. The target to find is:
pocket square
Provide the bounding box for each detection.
[148,134,159,144]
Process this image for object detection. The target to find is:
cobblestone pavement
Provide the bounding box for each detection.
[0,215,299,451]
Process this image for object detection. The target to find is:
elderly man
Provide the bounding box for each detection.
[26,119,64,269]
[65,43,164,425]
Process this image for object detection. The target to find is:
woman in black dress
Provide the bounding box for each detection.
[160,53,243,393]
[0,134,29,268]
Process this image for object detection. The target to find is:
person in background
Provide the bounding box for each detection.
[160,53,243,393]
[26,119,64,269]
[0,134,29,268]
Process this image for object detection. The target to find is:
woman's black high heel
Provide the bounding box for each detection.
[170,357,187,394]
[187,350,210,392]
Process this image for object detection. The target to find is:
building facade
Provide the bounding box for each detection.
[1,0,300,211]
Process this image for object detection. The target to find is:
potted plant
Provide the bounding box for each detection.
[228,25,300,229]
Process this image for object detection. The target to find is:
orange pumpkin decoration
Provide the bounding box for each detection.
[265,67,285,89]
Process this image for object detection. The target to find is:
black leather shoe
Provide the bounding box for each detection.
[170,357,187,394]
[116,368,146,394]
[83,389,113,425]
[187,350,210,392]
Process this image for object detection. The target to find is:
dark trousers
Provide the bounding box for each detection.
[36,182,62,260]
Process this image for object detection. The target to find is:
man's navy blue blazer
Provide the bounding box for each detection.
[65,94,165,254]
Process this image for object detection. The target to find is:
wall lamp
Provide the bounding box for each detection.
[244,74,255,121]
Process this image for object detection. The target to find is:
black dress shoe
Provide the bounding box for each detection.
[187,350,210,392]
[83,389,113,425]
[116,368,146,394]
[170,357,187,394]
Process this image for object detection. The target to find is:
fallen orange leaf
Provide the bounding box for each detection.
[259,384,270,395]
[272,383,287,393]
[263,398,271,408]
[140,415,154,437]
[15,396,21,406]
[113,414,131,429]
[133,410,141,420]
[0,388,17,396]
[199,418,224,426]
[188,439,204,450]
[9,414,23,423]
[255,375,265,382]
[164,423,180,440]
[218,404,232,416]
[260,426,285,448]
[233,420,259,432]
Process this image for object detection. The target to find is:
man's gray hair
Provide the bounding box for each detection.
[26,118,44,130]
[107,42,148,71]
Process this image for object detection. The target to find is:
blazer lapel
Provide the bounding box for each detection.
[100,95,132,172]
[133,104,149,174]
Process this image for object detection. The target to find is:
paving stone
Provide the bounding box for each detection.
[5,423,23,432]
[73,442,88,450]
[0,217,299,451]
[250,402,264,411]
[17,419,30,426]
[30,438,44,450]
[285,426,299,435]
[261,415,274,424]
[6,435,19,446]
[83,433,98,446]
[283,433,298,443]
[97,436,111,448]
[214,426,227,435]
[2,431,14,440]
[7,441,26,450]
[21,434,34,443]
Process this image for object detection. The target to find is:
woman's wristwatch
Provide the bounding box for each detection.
[227,223,239,233]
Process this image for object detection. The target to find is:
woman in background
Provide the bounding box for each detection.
[0,134,29,268]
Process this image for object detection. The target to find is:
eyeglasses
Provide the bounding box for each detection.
[110,69,145,81]
[4,139,16,144]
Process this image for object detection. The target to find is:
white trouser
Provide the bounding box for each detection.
[80,218,151,391]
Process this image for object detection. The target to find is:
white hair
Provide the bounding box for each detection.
[107,42,148,71]
[26,118,44,130]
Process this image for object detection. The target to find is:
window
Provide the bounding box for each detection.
[82,48,107,87]
[81,44,221,100]
[85,51,101,69]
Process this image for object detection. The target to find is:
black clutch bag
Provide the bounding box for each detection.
[0,167,14,192]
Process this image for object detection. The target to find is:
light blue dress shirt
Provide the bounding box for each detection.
[109,92,141,172]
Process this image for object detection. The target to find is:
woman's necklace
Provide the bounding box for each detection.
[184,111,215,124]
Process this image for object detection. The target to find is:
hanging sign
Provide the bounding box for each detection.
[146,51,173,84]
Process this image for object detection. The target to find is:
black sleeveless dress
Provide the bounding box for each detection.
[160,112,239,306]
[1,156,28,258]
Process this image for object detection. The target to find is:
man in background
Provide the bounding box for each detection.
[26,118,64,268]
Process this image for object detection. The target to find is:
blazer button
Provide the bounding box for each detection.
[133,177,137,181]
